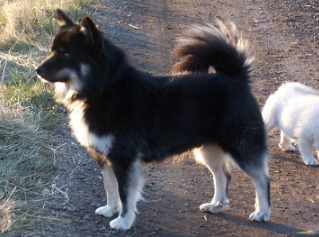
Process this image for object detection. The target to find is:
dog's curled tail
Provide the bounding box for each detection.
[172,20,252,81]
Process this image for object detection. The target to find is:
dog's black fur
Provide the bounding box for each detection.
[37,10,270,230]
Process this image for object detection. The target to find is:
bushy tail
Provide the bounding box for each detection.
[172,20,252,81]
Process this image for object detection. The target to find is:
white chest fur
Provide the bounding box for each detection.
[69,103,114,156]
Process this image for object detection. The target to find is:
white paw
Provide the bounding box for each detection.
[199,199,230,214]
[303,158,318,166]
[278,143,295,151]
[249,210,270,222]
[110,215,135,230]
[95,205,118,217]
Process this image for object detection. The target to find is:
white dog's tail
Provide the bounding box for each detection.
[172,20,252,82]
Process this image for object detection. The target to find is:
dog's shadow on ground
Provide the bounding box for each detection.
[214,213,305,236]
[272,152,319,169]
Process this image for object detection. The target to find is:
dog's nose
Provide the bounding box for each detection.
[36,67,46,78]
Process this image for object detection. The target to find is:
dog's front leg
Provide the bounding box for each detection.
[298,137,318,166]
[95,162,120,217]
[109,159,144,230]
[278,131,295,151]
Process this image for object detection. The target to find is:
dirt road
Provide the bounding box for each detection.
[28,0,319,236]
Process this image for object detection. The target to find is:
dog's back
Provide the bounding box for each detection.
[277,82,318,98]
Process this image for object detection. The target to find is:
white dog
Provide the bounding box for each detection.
[262,82,319,165]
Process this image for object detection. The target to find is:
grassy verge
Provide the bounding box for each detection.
[0,99,59,234]
[0,0,99,234]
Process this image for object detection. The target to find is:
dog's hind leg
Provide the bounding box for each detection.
[279,131,295,151]
[298,137,318,165]
[314,137,319,165]
[109,159,144,230]
[194,145,231,214]
[95,162,120,217]
[237,154,270,222]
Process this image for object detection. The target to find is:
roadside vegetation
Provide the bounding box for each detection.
[0,0,98,234]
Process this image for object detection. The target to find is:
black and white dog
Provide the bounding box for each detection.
[36,10,270,230]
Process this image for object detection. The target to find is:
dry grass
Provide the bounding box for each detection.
[0,0,99,234]
[0,188,17,234]
[0,99,58,234]
[0,0,91,45]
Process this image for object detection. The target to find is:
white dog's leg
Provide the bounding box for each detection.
[95,163,120,217]
[110,159,144,230]
[297,137,318,166]
[314,138,319,165]
[194,145,231,214]
[278,131,295,151]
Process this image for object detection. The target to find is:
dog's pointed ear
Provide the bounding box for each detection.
[80,17,99,45]
[57,9,74,27]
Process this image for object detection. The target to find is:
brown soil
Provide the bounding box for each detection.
[25,0,319,236]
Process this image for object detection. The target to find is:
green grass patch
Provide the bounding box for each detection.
[2,76,62,131]
[0,37,35,53]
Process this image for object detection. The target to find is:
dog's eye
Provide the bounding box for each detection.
[59,51,70,58]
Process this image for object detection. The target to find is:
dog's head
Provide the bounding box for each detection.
[36,10,108,95]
